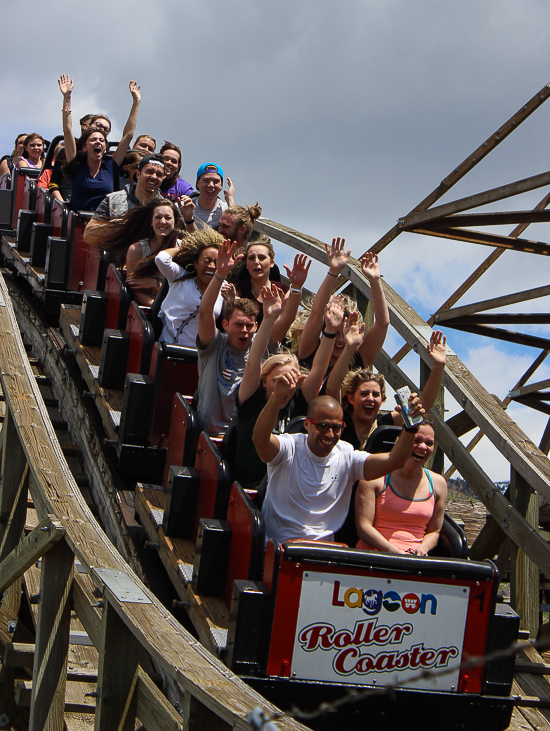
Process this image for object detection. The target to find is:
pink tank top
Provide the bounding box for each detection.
[357,469,435,552]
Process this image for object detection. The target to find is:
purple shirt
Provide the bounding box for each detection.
[161,176,193,201]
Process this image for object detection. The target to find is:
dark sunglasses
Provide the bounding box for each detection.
[308,418,344,435]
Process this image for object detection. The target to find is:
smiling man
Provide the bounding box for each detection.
[195,239,259,435]
[253,387,424,546]
[83,154,165,243]
[193,162,235,229]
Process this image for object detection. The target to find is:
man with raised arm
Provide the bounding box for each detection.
[195,239,259,435]
[252,384,424,545]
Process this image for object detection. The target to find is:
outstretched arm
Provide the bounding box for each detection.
[270,254,311,345]
[300,299,344,402]
[224,177,235,207]
[357,253,390,367]
[58,75,77,163]
[253,372,300,463]
[297,237,351,360]
[238,287,284,406]
[325,311,365,401]
[362,395,424,479]
[112,81,141,166]
[197,239,243,349]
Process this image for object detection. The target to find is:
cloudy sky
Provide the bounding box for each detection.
[2,0,550,480]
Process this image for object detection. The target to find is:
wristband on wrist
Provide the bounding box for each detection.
[403,424,420,433]
[327,271,339,278]
[184,218,195,225]
[290,286,302,295]
[322,329,337,339]
[214,273,225,282]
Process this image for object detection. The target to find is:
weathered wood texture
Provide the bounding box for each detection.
[0,272,310,729]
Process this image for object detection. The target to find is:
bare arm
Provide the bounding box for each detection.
[178,196,198,234]
[418,330,446,413]
[270,254,311,345]
[300,301,343,403]
[355,479,406,554]
[417,473,447,556]
[58,75,77,162]
[252,373,299,463]
[238,287,283,406]
[224,177,235,207]
[357,253,390,367]
[325,311,365,402]
[198,239,243,348]
[298,237,351,360]
[112,81,141,166]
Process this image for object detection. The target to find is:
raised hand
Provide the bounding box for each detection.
[360,252,381,282]
[272,369,302,400]
[324,295,345,333]
[178,195,195,221]
[407,392,425,420]
[261,285,284,320]
[283,253,311,289]
[343,310,366,349]
[216,239,244,278]
[325,237,351,275]
[427,330,447,367]
[58,74,74,98]
[224,176,235,205]
[129,80,141,104]
[220,282,236,300]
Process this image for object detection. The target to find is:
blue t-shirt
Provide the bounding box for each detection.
[70,155,118,212]
[161,176,193,201]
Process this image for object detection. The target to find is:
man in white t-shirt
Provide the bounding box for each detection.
[253,383,423,545]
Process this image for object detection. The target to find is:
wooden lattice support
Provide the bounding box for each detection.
[29,537,74,730]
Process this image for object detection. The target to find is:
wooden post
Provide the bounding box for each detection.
[510,468,540,638]
[94,599,140,731]
[0,408,29,560]
[29,537,74,731]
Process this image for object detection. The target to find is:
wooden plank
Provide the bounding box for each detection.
[400,170,550,229]
[0,515,65,595]
[94,599,139,731]
[368,81,550,254]
[0,408,29,560]
[445,321,550,350]
[446,314,550,325]
[413,225,550,256]
[510,469,540,638]
[135,667,184,731]
[435,285,550,322]
[29,537,74,731]
[444,410,476,438]
[469,515,506,561]
[420,210,550,228]
[510,379,550,399]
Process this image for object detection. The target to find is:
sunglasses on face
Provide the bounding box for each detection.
[308,418,344,435]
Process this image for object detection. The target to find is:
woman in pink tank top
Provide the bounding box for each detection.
[355,417,447,556]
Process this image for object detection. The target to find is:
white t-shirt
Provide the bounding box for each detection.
[261,433,369,544]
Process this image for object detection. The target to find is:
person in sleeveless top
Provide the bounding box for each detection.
[355,416,447,555]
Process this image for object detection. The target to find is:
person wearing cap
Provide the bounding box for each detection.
[193,162,235,229]
[84,154,166,244]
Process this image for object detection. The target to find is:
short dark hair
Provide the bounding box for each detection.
[225,297,259,321]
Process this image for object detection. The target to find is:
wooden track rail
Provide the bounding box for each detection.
[0,274,308,729]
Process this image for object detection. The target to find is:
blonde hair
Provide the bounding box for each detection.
[260,351,303,381]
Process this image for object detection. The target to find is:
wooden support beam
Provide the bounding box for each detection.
[510,469,539,638]
[0,515,65,595]
[539,418,550,455]
[509,378,550,399]
[420,210,550,228]
[444,321,550,350]
[413,225,550,256]
[368,81,550,255]
[435,285,550,322]
[443,314,550,326]
[400,170,550,229]
[469,515,506,561]
[95,599,140,731]
[0,408,29,561]
[29,538,74,731]
[444,410,477,438]
[135,667,184,731]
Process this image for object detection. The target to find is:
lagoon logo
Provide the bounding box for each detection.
[332,581,437,617]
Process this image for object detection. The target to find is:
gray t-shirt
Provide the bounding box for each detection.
[196,329,248,435]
